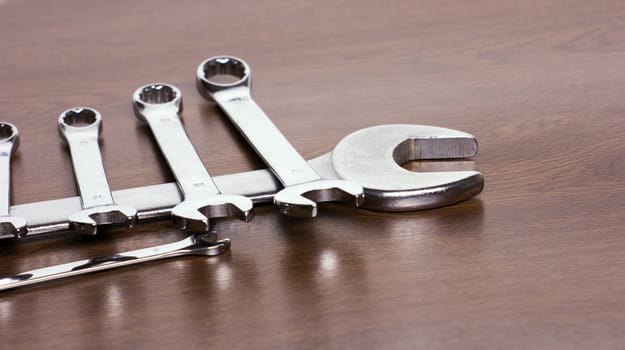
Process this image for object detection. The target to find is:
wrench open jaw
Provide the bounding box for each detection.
[329,124,484,212]
[133,83,254,232]
[196,56,365,218]
[171,195,253,232]
[273,180,365,217]
[0,122,27,238]
[59,108,138,235]
[67,205,138,235]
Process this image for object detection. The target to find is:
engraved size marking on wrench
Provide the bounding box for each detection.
[58,108,137,235]
[0,122,27,238]
[196,56,365,217]
[133,83,253,232]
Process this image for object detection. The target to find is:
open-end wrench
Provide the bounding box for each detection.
[8,124,483,238]
[196,56,364,218]
[133,83,253,232]
[0,122,27,238]
[58,108,137,235]
[0,229,230,292]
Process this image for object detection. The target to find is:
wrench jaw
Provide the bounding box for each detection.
[273,180,365,217]
[0,217,27,238]
[68,205,138,235]
[171,195,254,232]
[331,124,484,212]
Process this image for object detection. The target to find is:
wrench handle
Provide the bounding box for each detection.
[0,143,13,216]
[213,86,321,187]
[66,136,115,208]
[144,115,221,199]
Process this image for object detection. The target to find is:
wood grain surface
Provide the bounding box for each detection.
[1,0,625,348]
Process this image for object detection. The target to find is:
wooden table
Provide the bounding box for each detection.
[1,0,624,348]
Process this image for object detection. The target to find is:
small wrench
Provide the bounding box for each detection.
[0,122,27,238]
[196,56,364,217]
[58,108,137,235]
[0,230,230,291]
[133,83,253,232]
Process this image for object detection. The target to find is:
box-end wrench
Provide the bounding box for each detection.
[196,56,364,218]
[0,122,26,238]
[133,83,253,232]
[58,108,137,235]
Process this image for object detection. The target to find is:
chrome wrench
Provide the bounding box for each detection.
[0,122,27,238]
[133,83,253,232]
[7,124,483,239]
[58,108,137,235]
[196,56,364,217]
[0,229,230,291]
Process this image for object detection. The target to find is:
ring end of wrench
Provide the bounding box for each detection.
[196,56,251,102]
[68,205,138,235]
[132,83,183,122]
[273,180,365,217]
[57,107,102,144]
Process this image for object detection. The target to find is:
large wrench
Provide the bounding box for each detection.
[58,108,137,235]
[133,83,253,232]
[196,56,364,217]
[7,124,483,239]
[0,122,27,238]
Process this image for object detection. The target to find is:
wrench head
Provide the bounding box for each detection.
[273,180,365,217]
[0,216,27,238]
[196,56,251,102]
[329,124,484,212]
[57,107,102,143]
[133,83,183,122]
[68,205,138,235]
[0,122,19,150]
[171,194,254,232]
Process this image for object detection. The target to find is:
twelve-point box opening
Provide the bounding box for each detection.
[139,84,177,104]
[62,108,98,127]
[201,57,247,85]
[0,123,15,141]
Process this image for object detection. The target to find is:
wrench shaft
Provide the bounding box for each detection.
[0,143,12,216]
[213,87,321,187]
[144,115,221,199]
[66,136,115,208]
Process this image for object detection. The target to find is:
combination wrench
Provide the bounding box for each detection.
[133,83,253,232]
[196,56,364,217]
[0,122,26,238]
[58,108,137,235]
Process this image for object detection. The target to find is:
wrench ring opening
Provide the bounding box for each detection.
[137,84,179,105]
[61,108,99,127]
[196,56,250,99]
[0,122,18,144]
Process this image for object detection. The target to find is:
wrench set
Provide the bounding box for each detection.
[0,56,484,291]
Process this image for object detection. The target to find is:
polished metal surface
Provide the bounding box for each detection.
[196,56,365,217]
[6,123,483,239]
[133,83,253,232]
[0,231,230,291]
[58,108,138,235]
[332,124,484,211]
[0,122,27,238]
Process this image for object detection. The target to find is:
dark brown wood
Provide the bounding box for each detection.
[1,0,624,348]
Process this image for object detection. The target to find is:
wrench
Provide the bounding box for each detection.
[7,124,483,239]
[196,56,364,218]
[133,83,253,232]
[0,122,27,238]
[0,230,230,292]
[58,108,137,235]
